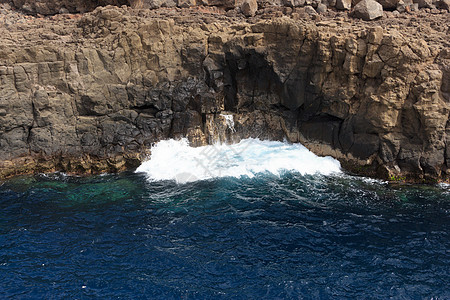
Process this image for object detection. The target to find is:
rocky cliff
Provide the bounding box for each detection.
[0,4,449,182]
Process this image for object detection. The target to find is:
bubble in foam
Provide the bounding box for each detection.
[135,138,341,183]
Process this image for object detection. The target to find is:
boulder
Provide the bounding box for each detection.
[311,0,322,7]
[336,0,352,9]
[352,0,383,20]
[304,4,319,14]
[367,26,383,44]
[177,0,196,7]
[316,2,328,11]
[284,0,307,6]
[436,0,449,10]
[376,0,399,8]
[363,53,384,77]
[327,0,337,6]
[239,0,258,16]
[417,0,433,8]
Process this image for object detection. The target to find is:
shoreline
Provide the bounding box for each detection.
[0,3,449,183]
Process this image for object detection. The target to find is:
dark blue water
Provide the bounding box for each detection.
[0,172,449,299]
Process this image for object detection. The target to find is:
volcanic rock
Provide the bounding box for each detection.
[352,0,383,20]
[10,0,129,14]
[239,0,258,16]
[376,0,399,8]
[316,2,328,12]
[336,0,352,9]
[0,3,449,183]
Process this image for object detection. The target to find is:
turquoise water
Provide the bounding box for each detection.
[0,139,449,298]
[0,171,449,299]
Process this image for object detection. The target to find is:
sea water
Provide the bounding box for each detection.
[0,139,449,298]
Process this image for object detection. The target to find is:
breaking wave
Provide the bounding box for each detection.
[136,138,341,183]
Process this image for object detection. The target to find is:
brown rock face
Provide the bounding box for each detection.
[10,0,129,14]
[128,0,178,9]
[238,0,258,16]
[6,0,241,14]
[0,6,449,182]
[336,0,352,10]
[376,0,399,9]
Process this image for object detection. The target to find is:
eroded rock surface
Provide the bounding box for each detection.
[0,5,449,182]
[7,0,129,14]
[352,0,383,20]
[3,0,449,16]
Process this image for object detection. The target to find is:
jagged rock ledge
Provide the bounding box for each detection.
[0,5,449,182]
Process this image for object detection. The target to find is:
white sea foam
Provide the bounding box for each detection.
[438,182,450,190]
[220,114,236,132]
[136,138,342,183]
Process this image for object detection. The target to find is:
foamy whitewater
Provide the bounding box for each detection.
[135,138,341,183]
[3,139,449,299]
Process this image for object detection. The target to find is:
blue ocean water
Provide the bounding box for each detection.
[0,140,449,299]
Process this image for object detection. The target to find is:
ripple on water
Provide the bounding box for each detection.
[0,145,449,298]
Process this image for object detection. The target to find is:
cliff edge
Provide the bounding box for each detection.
[0,2,449,182]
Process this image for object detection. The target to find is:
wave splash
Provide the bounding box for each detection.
[136,138,341,183]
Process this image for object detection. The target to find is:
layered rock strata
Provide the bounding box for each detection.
[0,5,449,182]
